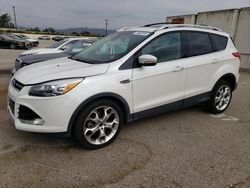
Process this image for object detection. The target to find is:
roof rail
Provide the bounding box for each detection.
[117,24,222,33]
[154,24,222,32]
[144,22,173,27]
[117,27,137,32]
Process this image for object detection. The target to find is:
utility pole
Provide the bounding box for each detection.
[13,6,17,30]
[105,19,108,36]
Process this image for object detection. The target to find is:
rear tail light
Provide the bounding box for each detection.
[232,52,240,58]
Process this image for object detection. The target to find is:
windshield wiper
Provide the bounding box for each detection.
[73,58,95,64]
[70,57,85,63]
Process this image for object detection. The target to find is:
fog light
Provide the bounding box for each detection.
[20,118,45,125]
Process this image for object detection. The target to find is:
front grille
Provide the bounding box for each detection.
[8,98,15,115]
[12,79,24,91]
[15,58,22,71]
[18,105,41,121]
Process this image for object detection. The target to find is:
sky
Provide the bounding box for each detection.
[0,0,250,30]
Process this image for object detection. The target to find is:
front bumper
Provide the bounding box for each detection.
[7,81,78,133]
[16,43,27,49]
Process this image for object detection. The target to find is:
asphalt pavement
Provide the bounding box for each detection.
[0,42,250,188]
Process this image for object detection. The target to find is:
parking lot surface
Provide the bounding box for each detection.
[0,44,250,188]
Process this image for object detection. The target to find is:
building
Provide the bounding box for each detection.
[166,7,250,71]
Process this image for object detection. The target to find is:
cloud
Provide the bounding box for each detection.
[0,0,249,29]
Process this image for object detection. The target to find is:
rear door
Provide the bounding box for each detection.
[183,31,225,102]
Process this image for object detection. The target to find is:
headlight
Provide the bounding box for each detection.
[29,78,83,97]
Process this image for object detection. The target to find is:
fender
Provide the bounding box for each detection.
[212,73,237,91]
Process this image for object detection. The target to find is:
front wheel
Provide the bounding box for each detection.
[25,44,32,49]
[206,80,232,114]
[73,99,123,150]
[10,43,16,49]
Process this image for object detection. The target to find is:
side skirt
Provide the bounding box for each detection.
[131,92,211,121]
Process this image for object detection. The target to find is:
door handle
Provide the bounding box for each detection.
[120,79,130,84]
[173,66,184,72]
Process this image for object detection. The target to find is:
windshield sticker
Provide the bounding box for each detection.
[133,31,150,36]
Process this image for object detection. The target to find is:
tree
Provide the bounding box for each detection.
[81,31,90,35]
[26,27,41,32]
[32,27,41,32]
[0,13,15,28]
[43,27,56,33]
[71,32,80,36]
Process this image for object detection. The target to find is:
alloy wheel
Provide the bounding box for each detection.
[83,106,120,145]
[215,85,231,111]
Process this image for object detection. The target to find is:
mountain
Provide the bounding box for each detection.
[57,27,116,36]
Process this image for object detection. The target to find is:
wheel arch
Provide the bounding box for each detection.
[67,93,132,135]
[213,73,237,91]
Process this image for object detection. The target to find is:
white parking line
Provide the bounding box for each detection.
[221,116,239,121]
[210,113,227,119]
[210,113,239,121]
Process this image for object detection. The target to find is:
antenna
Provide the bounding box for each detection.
[105,19,108,36]
[13,6,17,31]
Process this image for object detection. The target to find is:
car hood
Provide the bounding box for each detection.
[21,48,60,55]
[19,52,67,64]
[15,39,27,43]
[14,57,110,85]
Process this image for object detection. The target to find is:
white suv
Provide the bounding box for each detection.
[8,24,240,149]
[19,38,82,57]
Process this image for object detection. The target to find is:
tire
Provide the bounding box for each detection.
[25,44,31,49]
[73,99,123,150]
[206,80,232,114]
[10,43,16,49]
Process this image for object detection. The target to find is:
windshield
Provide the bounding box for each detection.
[47,39,68,48]
[71,31,152,64]
[66,40,93,55]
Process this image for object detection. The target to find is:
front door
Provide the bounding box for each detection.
[132,32,187,114]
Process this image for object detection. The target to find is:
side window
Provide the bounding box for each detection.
[210,34,228,51]
[184,32,213,57]
[141,32,182,63]
[61,40,78,49]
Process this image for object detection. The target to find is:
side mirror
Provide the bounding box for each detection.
[60,46,68,51]
[138,54,157,66]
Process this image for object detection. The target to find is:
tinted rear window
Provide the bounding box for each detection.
[184,32,213,57]
[210,34,228,51]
